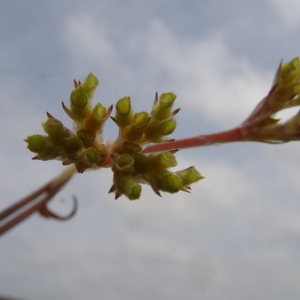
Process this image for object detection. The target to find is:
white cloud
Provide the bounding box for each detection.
[62,13,116,69]
[143,19,273,127]
[268,0,300,29]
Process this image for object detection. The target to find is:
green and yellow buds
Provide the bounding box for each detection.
[141,92,178,143]
[124,112,150,142]
[67,73,99,120]
[83,103,108,133]
[64,136,83,158]
[110,173,142,200]
[75,148,100,173]
[26,73,203,200]
[268,57,300,112]
[176,167,204,190]
[113,96,134,127]
[26,134,58,160]
[239,57,300,144]
[79,72,99,99]
[152,92,177,120]
[148,152,177,170]
[154,170,183,193]
[27,134,48,153]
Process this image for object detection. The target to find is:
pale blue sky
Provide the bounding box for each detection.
[1,1,300,299]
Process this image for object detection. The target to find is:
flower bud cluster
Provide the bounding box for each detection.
[111,92,178,152]
[271,58,300,141]
[243,57,300,143]
[266,57,300,113]
[109,92,202,199]
[26,73,203,199]
[109,150,203,200]
[27,73,111,173]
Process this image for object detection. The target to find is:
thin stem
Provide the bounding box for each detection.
[0,165,77,236]
[142,126,244,153]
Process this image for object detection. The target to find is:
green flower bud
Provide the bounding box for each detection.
[153,93,176,120]
[80,72,99,99]
[70,88,91,120]
[155,170,182,193]
[114,97,134,126]
[42,118,71,146]
[144,118,176,140]
[124,112,150,142]
[83,148,100,166]
[32,138,59,160]
[270,57,300,111]
[26,134,47,153]
[70,88,89,109]
[64,136,83,158]
[148,152,177,171]
[275,57,300,86]
[126,181,142,200]
[75,148,100,173]
[116,96,131,114]
[114,174,141,200]
[176,167,204,186]
[113,154,135,175]
[159,119,176,135]
[84,103,107,133]
[134,111,150,127]
[42,118,64,136]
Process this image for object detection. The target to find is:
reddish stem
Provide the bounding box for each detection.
[142,126,244,153]
[0,166,77,236]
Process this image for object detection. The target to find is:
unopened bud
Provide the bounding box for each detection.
[270,57,300,110]
[112,173,142,200]
[80,73,99,99]
[42,118,64,136]
[126,181,142,200]
[31,138,58,160]
[70,88,89,109]
[84,103,107,133]
[124,112,150,142]
[144,118,176,140]
[70,87,91,120]
[64,136,83,157]
[153,93,176,120]
[159,119,176,135]
[75,148,100,173]
[83,148,99,166]
[114,97,134,126]
[26,135,47,153]
[155,170,182,193]
[148,152,177,170]
[176,167,204,186]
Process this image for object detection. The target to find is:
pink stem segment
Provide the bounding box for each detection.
[142,126,244,153]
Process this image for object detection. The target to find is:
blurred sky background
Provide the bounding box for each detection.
[1,1,300,299]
